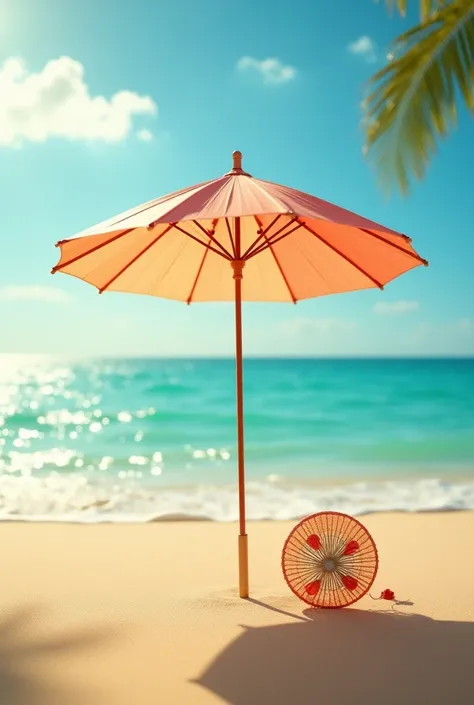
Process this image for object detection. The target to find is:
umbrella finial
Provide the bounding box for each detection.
[226,151,251,177]
[233,150,243,171]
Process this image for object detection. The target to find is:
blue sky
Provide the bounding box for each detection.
[1,0,473,357]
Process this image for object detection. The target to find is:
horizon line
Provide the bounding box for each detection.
[0,353,473,361]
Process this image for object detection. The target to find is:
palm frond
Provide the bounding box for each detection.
[364,0,474,195]
[380,0,446,21]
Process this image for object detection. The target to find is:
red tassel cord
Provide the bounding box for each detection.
[369,588,413,608]
[370,588,396,601]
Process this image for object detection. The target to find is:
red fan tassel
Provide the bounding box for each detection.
[370,588,396,601]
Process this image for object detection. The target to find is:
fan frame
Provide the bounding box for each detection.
[281,510,379,608]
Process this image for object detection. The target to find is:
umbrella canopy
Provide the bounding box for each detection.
[53,151,426,302]
[52,151,428,598]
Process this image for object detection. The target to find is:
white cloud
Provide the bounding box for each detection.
[347,36,377,63]
[237,56,296,85]
[136,128,153,142]
[373,300,419,315]
[0,285,71,302]
[0,56,157,147]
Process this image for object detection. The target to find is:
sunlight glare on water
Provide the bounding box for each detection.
[0,354,473,521]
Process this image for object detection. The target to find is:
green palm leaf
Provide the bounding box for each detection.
[381,0,444,21]
[364,0,474,194]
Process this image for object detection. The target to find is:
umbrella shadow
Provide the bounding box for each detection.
[195,608,474,705]
[247,596,415,619]
[246,598,309,622]
[0,604,118,705]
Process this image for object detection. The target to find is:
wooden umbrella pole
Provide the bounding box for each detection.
[232,216,249,599]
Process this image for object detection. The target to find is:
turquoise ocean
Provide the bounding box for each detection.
[0,355,473,521]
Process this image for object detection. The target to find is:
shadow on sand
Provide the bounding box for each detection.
[0,605,117,705]
[195,607,474,705]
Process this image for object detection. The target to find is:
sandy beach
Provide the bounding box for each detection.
[1,512,473,705]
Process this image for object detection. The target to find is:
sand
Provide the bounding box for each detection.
[1,512,473,704]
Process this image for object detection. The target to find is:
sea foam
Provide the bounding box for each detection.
[0,473,473,523]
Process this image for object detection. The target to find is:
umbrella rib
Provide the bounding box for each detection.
[264,217,298,244]
[186,241,210,304]
[259,222,297,304]
[300,221,385,290]
[173,224,232,260]
[242,215,282,259]
[360,229,429,266]
[51,228,135,273]
[98,224,175,294]
[225,218,237,258]
[192,220,233,259]
[246,222,303,260]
